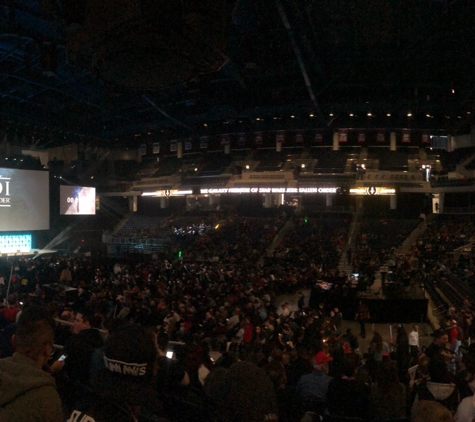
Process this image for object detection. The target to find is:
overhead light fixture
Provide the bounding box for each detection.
[309,114,314,117]
[407,113,412,117]
[386,113,391,117]
[290,115,295,118]
[349,113,354,117]
[367,112,372,117]
[329,113,334,117]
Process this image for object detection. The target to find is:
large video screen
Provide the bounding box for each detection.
[60,185,96,215]
[0,168,49,231]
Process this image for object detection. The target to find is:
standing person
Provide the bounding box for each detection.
[356,300,370,338]
[327,353,371,419]
[0,306,63,422]
[297,292,305,310]
[369,359,407,420]
[63,309,104,386]
[61,309,104,414]
[331,308,343,335]
[412,355,459,415]
[424,328,452,363]
[409,324,420,365]
[449,319,462,356]
[394,324,411,385]
[368,332,390,364]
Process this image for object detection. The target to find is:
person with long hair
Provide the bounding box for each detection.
[369,359,407,420]
[368,331,389,363]
[393,324,411,385]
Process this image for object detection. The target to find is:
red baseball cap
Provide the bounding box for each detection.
[314,351,333,365]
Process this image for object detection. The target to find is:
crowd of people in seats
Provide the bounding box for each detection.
[2,212,475,420]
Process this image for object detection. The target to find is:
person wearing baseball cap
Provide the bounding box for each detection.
[296,350,333,416]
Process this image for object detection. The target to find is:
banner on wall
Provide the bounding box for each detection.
[276,130,286,143]
[152,142,160,154]
[200,136,208,149]
[357,132,366,143]
[314,132,323,143]
[184,139,192,150]
[338,129,348,143]
[220,134,230,146]
[255,132,263,145]
[237,133,246,146]
[294,132,304,143]
[139,144,147,155]
[402,129,411,143]
[170,140,177,152]
[421,133,430,144]
[375,129,385,143]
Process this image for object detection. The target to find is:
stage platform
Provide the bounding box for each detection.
[309,276,429,324]
[0,249,56,258]
[275,289,435,352]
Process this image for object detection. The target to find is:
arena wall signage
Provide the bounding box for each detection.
[142,187,339,196]
[349,187,396,196]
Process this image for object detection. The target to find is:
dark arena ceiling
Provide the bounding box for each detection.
[0,0,473,148]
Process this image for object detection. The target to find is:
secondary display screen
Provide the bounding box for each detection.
[60,186,96,215]
[0,168,49,231]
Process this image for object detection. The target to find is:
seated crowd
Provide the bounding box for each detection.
[1,211,475,421]
[0,253,473,422]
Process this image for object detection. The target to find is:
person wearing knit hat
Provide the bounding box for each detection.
[65,324,163,422]
[413,400,452,422]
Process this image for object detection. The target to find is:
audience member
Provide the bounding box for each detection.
[327,353,370,419]
[412,400,452,422]
[369,359,406,420]
[297,350,333,416]
[66,324,162,421]
[0,306,63,421]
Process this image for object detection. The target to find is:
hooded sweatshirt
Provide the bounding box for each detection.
[412,380,458,416]
[0,352,63,422]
